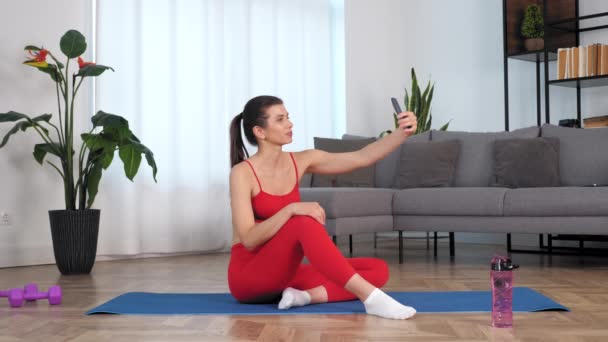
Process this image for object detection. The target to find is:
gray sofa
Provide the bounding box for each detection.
[300,124,608,263]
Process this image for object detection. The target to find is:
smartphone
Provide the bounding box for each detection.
[391,97,412,129]
[391,97,402,114]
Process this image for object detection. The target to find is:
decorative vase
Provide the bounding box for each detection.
[524,38,544,51]
[49,209,100,275]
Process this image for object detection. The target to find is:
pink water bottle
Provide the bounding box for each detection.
[491,255,519,328]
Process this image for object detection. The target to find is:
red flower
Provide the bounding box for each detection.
[77,57,96,69]
[24,48,50,68]
[28,48,49,62]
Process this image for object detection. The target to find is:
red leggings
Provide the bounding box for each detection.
[228,215,389,303]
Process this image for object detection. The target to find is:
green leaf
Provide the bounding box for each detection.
[37,64,61,82]
[91,111,132,142]
[76,64,114,77]
[31,113,52,123]
[119,144,142,181]
[439,120,451,131]
[101,150,114,169]
[81,133,115,152]
[33,143,63,165]
[24,45,41,51]
[0,112,51,147]
[425,114,432,131]
[130,140,158,182]
[60,30,87,58]
[2,121,32,148]
[81,133,117,169]
[86,161,103,208]
[0,111,30,122]
[417,86,430,132]
[422,81,431,101]
[410,69,420,114]
[91,111,129,128]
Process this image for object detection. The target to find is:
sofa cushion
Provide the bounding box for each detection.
[299,188,396,218]
[343,131,431,188]
[492,137,560,188]
[394,140,461,188]
[541,124,608,186]
[432,126,539,187]
[392,187,508,216]
[312,137,376,187]
[503,187,608,216]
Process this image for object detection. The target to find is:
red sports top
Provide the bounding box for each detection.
[244,152,300,221]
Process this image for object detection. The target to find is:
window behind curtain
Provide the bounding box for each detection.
[91,0,345,255]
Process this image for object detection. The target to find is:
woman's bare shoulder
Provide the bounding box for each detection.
[230,161,253,184]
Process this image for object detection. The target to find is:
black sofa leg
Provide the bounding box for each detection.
[434,232,438,257]
[332,235,337,245]
[449,232,455,257]
[349,235,353,256]
[548,234,553,253]
[507,233,512,252]
[398,231,403,264]
[374,233,377,249]
[539,234,544,248]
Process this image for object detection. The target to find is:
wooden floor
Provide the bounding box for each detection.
[2,238,608,341]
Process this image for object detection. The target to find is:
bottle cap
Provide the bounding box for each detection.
[491,255,520,271]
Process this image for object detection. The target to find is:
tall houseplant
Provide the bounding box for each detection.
[0,30,157,274]
[521,4,544,51]
[381,68,450,137]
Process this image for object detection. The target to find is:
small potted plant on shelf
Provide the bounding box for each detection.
[0,30,158,275]
[521,4,544,51]
[380,68,450,137]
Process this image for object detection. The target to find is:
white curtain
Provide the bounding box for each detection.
[93,0,345,256]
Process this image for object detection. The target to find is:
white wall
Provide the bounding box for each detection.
[0,1,94,267]
[345,0,608,246]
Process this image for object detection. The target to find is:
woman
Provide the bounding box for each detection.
[228,95,417,320]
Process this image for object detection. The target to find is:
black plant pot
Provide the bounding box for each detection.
[49,209,100,275]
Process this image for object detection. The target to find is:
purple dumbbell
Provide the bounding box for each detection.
[0,288,24,308]
[23,283,62,305]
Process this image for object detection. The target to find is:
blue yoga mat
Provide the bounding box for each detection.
[86,287,568,315]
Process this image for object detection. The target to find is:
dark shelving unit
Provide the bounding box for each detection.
[503,0,578,130]
[508,50,558,62]
[547,11,608,33]
[548,74,608,88]
[502,0,608,256]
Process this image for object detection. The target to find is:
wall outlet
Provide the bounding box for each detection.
[0,212,10,226]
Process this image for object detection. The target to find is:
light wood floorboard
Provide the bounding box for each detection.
[2,238,608,341]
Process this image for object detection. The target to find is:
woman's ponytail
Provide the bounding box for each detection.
[230,112,249,167]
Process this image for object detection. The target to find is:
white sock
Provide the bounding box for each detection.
[363,288,416,320]
[278,287,311,310]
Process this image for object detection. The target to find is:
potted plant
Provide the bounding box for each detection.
[0,30,157,275]
[521,4,544,51]
[380,68,450,137]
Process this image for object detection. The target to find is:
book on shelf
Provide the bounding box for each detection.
[583,115,608,128]
[557,48,567,79]
[602,45,608,75]
[572,46,580,78]
[579,46,587,78]
[556,44,608,80]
